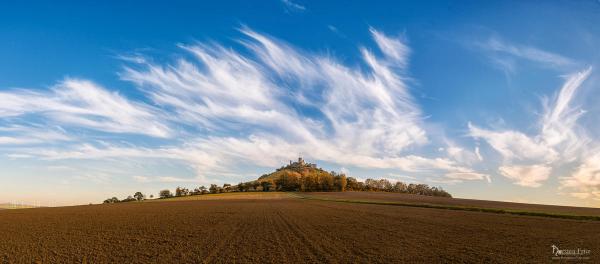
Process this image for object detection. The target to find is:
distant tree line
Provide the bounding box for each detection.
[103,192,152,204]
[346,178,451,197]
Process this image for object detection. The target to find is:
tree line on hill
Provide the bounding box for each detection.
[103,173,451,203]
[254,170,451,197]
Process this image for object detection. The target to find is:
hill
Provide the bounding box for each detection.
[258,157,327,182]
[248,157,451,197]
[252,157,345,192]
[105,157,452,203]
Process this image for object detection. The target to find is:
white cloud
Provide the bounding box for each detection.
[0,137,32,145]
[0,125,72,145]
[560,153,600,200]
[6,153,33,159]
[339,167,350,175]
[369,27,410,68]
[281,0,305,12]
[468,123,558,163]
[132,175,149,182]
[569,192,591,199]
[499,165,551,187]
[475,146,483,161]
[2,27,490,188]
[133,175,197,183]
[0,79,170,138]
[541,67,592,160]
[479,36,577,71]
[122,28,429,162]
[387,173,416,180]
[445,171,491,183]
[443,141,484,165]
[469,67,592,188]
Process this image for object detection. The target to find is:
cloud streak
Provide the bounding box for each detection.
[469,67,593,189]
[281,0,306,12]
[475,36,579,74]
[0,79,170,138]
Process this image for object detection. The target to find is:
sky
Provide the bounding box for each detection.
[1,1,600,207]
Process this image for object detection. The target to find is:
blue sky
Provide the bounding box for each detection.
[1,1,600,206]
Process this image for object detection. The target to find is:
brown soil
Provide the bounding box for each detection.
[0,192,598,263]
[304,191,600,216]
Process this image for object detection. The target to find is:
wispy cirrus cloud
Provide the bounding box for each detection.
[2,27,488,186]
[469,67,593,188]
[369,27,410,68]
[133,175,197,183]
[281,0,306,12]
[0,79,170,138]
[483,37,576,67]
[445,171,491,183]
[475,36,579,74]
[122,27,429,160]
[327,25,346,38]
[122,27,486,182]
[0,125,72,145]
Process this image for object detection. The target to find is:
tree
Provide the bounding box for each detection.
[199,186,208,194]
[365,178,378,191]
[192,187,201,195]
[251,181,260,191]
[237,182,246,192]
[346,177,359,191]
[159,189,173,199]
[149,194,154,199]
[175,186,189,197]
[103,197,120,204]
[261,181,276,192]
[334,174,347,192]
[122,195,136,202]
[209,184,219,194]
[269,180,277,191]
[393,182,407,193]
[133,192,145,201]
[379,179,393,192]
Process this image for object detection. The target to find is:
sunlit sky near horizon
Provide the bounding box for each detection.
[1,1,600,207]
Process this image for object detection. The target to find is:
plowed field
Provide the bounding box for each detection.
[1,192,598,263]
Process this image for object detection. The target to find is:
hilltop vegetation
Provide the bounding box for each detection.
[242,158,450,197]
[103,158,451,203]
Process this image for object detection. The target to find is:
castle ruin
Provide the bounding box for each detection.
[288,157,317,169]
